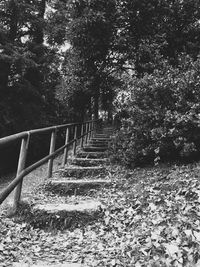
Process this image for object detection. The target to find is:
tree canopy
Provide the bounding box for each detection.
[0,0,63,137]
[0,0,200,136]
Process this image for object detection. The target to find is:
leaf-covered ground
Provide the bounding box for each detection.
[1,162,200,266]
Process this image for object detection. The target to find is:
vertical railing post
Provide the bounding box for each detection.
[91,120,95,138]
[62,127,69,166]
[88,121,92,140]
[80,123,84,148]
[96,120,98,134]
[91,121,93,139]
[47,128,57,178]
[73,125,78,156]
[85,122,89,144]
[13,134,30,210]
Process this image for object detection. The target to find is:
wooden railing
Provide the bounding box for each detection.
[0,119,101,209]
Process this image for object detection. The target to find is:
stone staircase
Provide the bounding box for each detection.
[19,126,114,232]
[12,126,114,266]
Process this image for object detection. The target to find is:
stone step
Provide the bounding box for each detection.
[90,138,108,142]
[71,158,109,166]
[101,129,113,131]
[76,151,107,159]
[92,132,107,135]
[90,138,109,142]
[91,137,111,142]
[100,132,113,135]
[29,200,104,229]
[50,179,111,186]
[89,141,108,146]
[14,263,84,267]
[59,166,107,178]
[46,178,111,196]
[94,135,110,138]
[102,132,113,134]
[33,200,102,213]
[89,142,109,147]
[83,146,107,152]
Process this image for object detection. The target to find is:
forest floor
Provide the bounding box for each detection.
[0,151,72,212]
[1,161,200,266]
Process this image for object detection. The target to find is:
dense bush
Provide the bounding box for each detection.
[111,55,200,167]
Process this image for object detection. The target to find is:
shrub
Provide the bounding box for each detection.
[111,55,200,166]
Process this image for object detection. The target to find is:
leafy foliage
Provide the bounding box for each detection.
[1,0,200,170]
[0,0,67,173]
[59,0,118,120]
[114,0,200,74]
[112,55,200,166]
[2,163,200,266]
[0,0,65,138]
[1,0,200,132]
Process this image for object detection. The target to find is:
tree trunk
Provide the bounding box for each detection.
[0,61,10,91]
[0,0,19,90]
[24,0,46,87]
[9,0,18,42]
[33,0,46,44]
[93,94,99,120]
[108,108,113,123]
[86,96,92,120]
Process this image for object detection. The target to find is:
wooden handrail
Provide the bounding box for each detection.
[0,120,95,146]
[0,119,101,208]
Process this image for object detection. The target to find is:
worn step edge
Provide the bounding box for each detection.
[91,138,111,141]
[90,138,109,140]
[94,136,110,139]
[27,263,84,267]
[76,152,107,159]
[49,179,112,186]
[88,146,108,149]
[89,142,108,145]
[88,144,109,147]
[77,151,107,155]
[72,158,109,162]
[83,147,107,151]
[89,141,108,145]
[58,166,107,177]
[68,158,109,167]
[62,166,105,171]
[84,147,108,150]
[33,200,103,213]
[89,140,108,143]
[67,157,108,162]
[94,135,110,137]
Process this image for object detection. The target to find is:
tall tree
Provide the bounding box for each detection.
[0,0,62,136]
[52,0,118,120]
[114,0,200,74]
